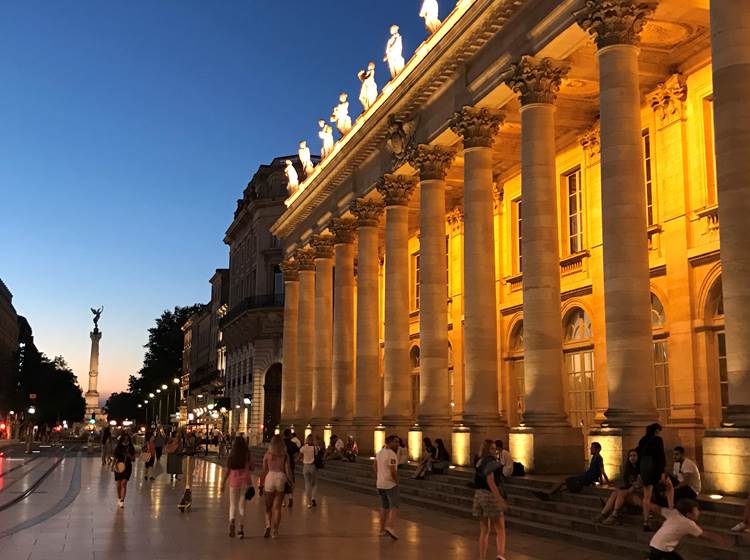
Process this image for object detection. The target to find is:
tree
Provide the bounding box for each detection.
[104,392,140,423]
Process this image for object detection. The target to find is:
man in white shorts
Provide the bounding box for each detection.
[374,434,400,540]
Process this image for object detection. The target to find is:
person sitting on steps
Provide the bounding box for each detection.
[669,446,701,502]
[414,437,437,479]
[594,448,643,525]
[533,442,609,500]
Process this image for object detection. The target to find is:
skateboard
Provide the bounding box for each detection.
[177,489,192,512]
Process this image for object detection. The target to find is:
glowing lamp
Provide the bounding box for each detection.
[373,424,386,452]
[323,424,332,448]
[304,424,312,440]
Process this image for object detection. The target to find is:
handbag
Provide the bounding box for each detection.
[244,486,256,501]
[115,461,126,474]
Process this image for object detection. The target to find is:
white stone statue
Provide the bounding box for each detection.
[420,0,441,34]
[318,119,334,159]
[298,140,314,176]
[284,159,299,196]
[358,62,378,112]
[384,24,405,79]
[331,92,352,135]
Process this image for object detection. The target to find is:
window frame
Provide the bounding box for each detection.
[562,166,584,255]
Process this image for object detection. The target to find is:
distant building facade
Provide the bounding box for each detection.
[0,279,19,417]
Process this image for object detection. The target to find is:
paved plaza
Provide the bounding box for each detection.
[0,452,630,560]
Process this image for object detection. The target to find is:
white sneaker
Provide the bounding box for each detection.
[731,521,747,532]
[118,499,124,508]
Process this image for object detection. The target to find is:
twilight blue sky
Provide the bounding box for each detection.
[0,1,428,398]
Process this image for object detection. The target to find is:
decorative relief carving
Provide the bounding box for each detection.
[407,144,456,181]
[311,234,335,259]
[376,174,418,206]
[385,114,419,167]
[449,106,504,149]
[492,182,504,214]
[574,0,657,49]
[505,56,570,106]
[649,73,687,126]
[446,206,464,232]
[279,260,299,282]
[329,217,357,244]
[350,198,385,227]
[295,247,316,271]
[579,120,601,163]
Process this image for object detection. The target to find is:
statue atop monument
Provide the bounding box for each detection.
[90,306,103,331]
[384,24,405,79]
[318,119,335,159]
[358,62,378,112]
[298,140,314,176]
[284,159,299,196]
[420,0,441,34]
[331,92,352,136]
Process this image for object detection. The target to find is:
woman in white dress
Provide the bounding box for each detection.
[384,24,405,79]
[358,62,378,111]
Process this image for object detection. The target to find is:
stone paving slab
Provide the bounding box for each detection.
[0,456,634,559]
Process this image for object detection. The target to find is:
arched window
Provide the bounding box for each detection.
[563,308,595,430]
[508,321,525,421]
[410,346,420,418]
[706,278,727,421]
[651,293,670,424]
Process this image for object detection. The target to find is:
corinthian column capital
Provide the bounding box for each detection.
[329,217,357,244]
[407,144,457,180]
[295,247,316,270]
[311,234,335,259]
[505,56,570,106]
[350,198,384,227]
[376,174,418,207]
[649,73,687,126]
[280,259,299,281]
[450,106,505,149]
[574,0,657,49]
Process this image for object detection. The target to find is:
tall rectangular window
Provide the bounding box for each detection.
[643,129,655,226]
[514,199,523,273]
[566,350,595,429]
[703,96,717,205]
[718,331,728,420]
[565,168,584,254]
[412,252,421,310]
[653,340,670,424]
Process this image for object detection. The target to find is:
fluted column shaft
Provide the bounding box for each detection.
[352,200,384,422]
[280,261,299,422]
[331,219,357,422]
[312,236,334,424]
[295,249,316,423]
[377,175,417,423]
[711,0,750,424]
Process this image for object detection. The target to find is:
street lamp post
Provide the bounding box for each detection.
[160,384,168,425]
[173,377,180,426]
[144,399,150,427]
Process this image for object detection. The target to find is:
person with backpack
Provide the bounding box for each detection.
[222,435,254,538]
[473,439,508,560]
[299,434,319,508]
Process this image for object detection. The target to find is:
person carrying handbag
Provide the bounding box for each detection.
[223,436,254,539]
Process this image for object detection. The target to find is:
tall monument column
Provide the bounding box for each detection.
[702,0,750,496]
[279,259,299,426]
[85,307,103,417]
[351,198,384,452]
[408,144,455,441]
[295,247,316,425]
[506,56,583,473]
[377,174,417,430]
[311,234,334,428]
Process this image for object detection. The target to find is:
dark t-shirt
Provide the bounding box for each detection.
[475,457,505,495]
[584,454,604,481]
[284,438,300,468]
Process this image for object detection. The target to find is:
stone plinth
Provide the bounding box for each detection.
[703,428,750,496]
[510,426,583,474]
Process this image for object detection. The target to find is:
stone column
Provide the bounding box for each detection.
[311,234,334,427]
[377,174,418,428]
[295,247,316,424]
[351,199,384,451]
[449,107,505,438]
[577,0,657,425]
[330,218,357,425]
[505,57,582,473]
[279,259,299,425]
[86,328,102,416]
[702,0,750,496]
[408,145,455,438]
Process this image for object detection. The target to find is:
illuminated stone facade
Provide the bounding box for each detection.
[271,0,750,493]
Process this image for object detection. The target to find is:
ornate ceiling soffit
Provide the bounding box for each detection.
[579,120,601,163]
[376,174,418,207]
[294,247,316,271]
[279,260,299,282]
[350,198,385,227]
[407,144,457,181]
[329,217,358,244]
[574,0,658,49]
[311,234,335,259]
[649,73,687,126]
[386,114,420,168]
[505,56,570,106]
[449,106,505,149]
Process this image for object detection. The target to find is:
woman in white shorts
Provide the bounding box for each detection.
[260,435,293,538]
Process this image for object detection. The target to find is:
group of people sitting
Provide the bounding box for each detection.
[324,434,358,462]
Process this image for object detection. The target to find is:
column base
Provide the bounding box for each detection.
[603,408,659,426]
[725,405,750,427]
[509,426,584,474]
[702,428,750,496]
[416,415,454,453]
[352,418,381,455]
[459,414,508,467]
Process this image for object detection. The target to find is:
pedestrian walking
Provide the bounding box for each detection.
[113,432,135,508]
[374,434,400,540]
[282,428,299,507]
[300,434,318,508]
[101,426,112,466]
[259,435,294,538]
[223,435,254,539]
[142,430,156,481]
[473,439,508,560]
[165,430,183,481]
[638,423,667,532]
[154,429,166,463]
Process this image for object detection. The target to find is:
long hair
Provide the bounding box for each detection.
[645,423,662,437]
[268,435,286,457]
[478,439,495,459]
[227,436,249,470]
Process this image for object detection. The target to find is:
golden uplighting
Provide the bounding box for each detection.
[408,425,423,462]
[374,424,386,451]
[509,429,534,473]
[451,425,471,467]
[324,424,333,448]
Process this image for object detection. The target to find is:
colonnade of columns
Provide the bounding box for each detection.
[276,1,750,478]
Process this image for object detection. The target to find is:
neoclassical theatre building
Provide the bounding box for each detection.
[269,0,750,494]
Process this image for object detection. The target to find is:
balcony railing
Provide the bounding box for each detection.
[220,293,285,328]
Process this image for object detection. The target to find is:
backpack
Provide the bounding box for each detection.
[512,461,526,477]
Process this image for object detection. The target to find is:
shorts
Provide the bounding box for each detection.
[377,487,400,509]
[473,489,503,518]
[264,471,287,493]
[649,547,683,560]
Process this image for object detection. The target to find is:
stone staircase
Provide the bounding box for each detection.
[271,453,750,560]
